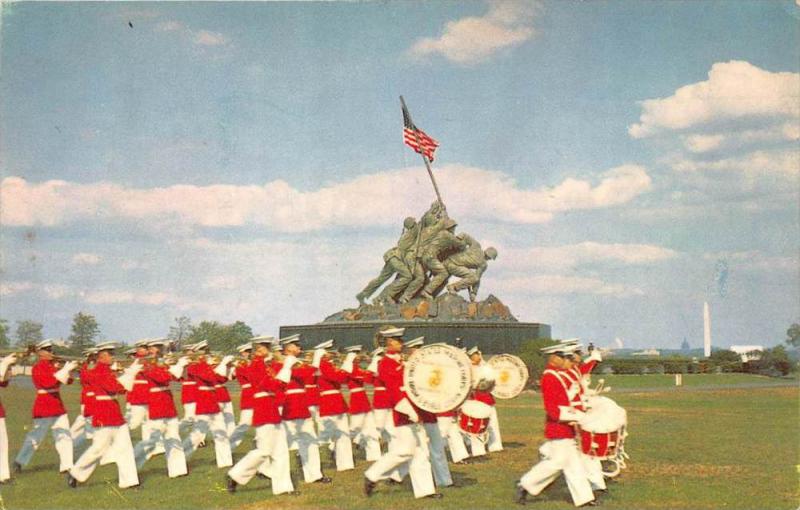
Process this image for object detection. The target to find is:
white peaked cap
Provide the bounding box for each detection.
[404,336,425,349]
[466,346,481,356]
[251,335,275,346]
[192,340,209,351]
[540,340,582,355]
[133,338,150,348]
[35,339,54,350]
[344,345,362,353]
[236,342,253,352]
[313,339,335,350]
[378,327,405,338]
[279,334,302,346]
[147,339,168,348]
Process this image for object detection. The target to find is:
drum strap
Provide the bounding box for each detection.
[543,369,580,407]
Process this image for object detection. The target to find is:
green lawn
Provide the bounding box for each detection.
[596,372,797,389]
[0,375,797,509]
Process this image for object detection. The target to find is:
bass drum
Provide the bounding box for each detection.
[404,343,473,413]
[487,354,529,399]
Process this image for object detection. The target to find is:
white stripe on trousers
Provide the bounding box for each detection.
[519,438,594,507]
[15,414,73,471]
[70,425,139,489]
[133,417,187,478]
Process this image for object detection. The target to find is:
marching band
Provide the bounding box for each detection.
[0,332,624,507]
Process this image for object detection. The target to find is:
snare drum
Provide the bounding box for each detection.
[577,396,627,460]
[458,399,492,438]
[576,426,623,458]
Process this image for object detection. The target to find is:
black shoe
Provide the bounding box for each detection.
[514,483,528,505]
[385,478,403,485]
[226,476,237,494]
[66,473,78,489]
[364,477,377,497]
[316,476,332,484]
[426,493,444,499]
[578,501,598,507]
[12,462,21,474]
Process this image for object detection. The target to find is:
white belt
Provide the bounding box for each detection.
[373,387,386,391]
[198,386,215,391]
[86,392,95,396]
[134,380,148,385]
[214,384,224,389]
[349,388,365,393]
[253,392,275,398]
[149,387,170,393]
[305,385,317,388]
[241,384,252,389]
[95,395,113,401]
[285,389,305,395]
[320,390,340,396]
[37,389,59,395]
[182,381,196,386]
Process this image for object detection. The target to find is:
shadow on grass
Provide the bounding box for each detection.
[502,441,525,449]
[449,472,478,487]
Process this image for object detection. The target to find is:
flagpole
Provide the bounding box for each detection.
[400,96,445,208]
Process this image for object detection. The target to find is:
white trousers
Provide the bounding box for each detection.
[350,412,382,461]
[16,414,73,471]
[487,406,503,452]
[0,418,9,482]
[133,417,187,478]
[519,439,595,507]
[178,402,196,433]
[371,408,392,443]
[220,401,236,437]
[582,454,607,491]
[283,418,322,482]
[229,408,253,450]
[365,423,436,498]
[436,416,469,463]
[182,412,233,467]
[126,404,148,431]
[70,425,139,489]
[70,408,94,453]
[318,414,354,471]
[422,422,452,487]
[229,423,295,495]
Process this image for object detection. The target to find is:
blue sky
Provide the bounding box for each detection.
[1,1,798,350]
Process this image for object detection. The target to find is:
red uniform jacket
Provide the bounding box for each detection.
[91,361,127,427]
[80,363,96,418]
[180,376,198,405]
[305,373,320,408]
[126,354,151,406]
[540,364,578,439]
[187,359,224,415]
[376,353,425,427]
[347,366,372,415]
[214,378,232,404]
[317,358,349,417]
[271,360,314,421]
[31,359,69,418]
[235,361,254,410]
[142,362,178,420]
[0,380,8,418]
[248,356,283,426]
[370,375,392,410]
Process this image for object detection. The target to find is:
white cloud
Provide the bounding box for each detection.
[498,241,679,272]
[71,253,102,266]
[671,149,799,177]
[0,281,34,297]
[154,19,229,47]
[684,134,725,153]
[629,61,800,138]
[703,251,798,273]
[497,274,643,297]
[156,20,184,32]
[408,1,540,65]
[193,30,228,47]
[0,163,651,231]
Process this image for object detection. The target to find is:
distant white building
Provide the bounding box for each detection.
[632,349,660,357]
[730,345,764,362]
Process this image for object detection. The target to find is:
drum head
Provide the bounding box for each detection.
[404,343,472,413]
[487,354,529,399]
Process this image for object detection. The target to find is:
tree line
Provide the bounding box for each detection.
[0,314,258,356]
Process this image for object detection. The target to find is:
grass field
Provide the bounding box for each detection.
[0,374,796,510]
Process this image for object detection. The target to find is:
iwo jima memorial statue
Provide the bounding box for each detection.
[280,98,551,352]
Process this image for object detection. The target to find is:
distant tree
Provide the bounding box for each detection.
[745,345,792,376]
[0,319,10,349]
[15,320,43,347]
[68,312,100,352]
[709,349,741,363]
[516,338,559,388]
[225,321,254,352]
[786,323,800,348]
[184,320,254,353]
[168,316,194,350]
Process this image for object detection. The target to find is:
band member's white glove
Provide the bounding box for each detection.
[213,355,235,377]
[55,360,79,384]
[367,355,381,375]
[176,356,191,368]
[276,355,297,383]
[587,349,603,363]
[168,363,185,379]
[394,397,419,423]
[125,358,143,376]
[311,349,325,368]
[341,352,357,373]
[0,354,17,378]
[118,371,136,391]
[558,406,586,423]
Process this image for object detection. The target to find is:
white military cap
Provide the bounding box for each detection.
[148,339,168,348]
[370,347,384,357]
[404,336,425,349]
[466,345,481,356]
[133,338,150,348]
[181,342,197,351]
[35,339,54,350]
[96,341,119,352]
[193,340,209,351]
[236,342,253,353]
[251,335,275,346]
[271,342,282,352]
[313,339,335,350]
[378,327,405,339]
[82,347,98,356]
[279,334,302,347]
[540,340,582,356]
[124,347,137,355]
[344,345,363,353]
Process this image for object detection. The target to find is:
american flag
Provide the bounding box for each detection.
[402,102,439,162]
